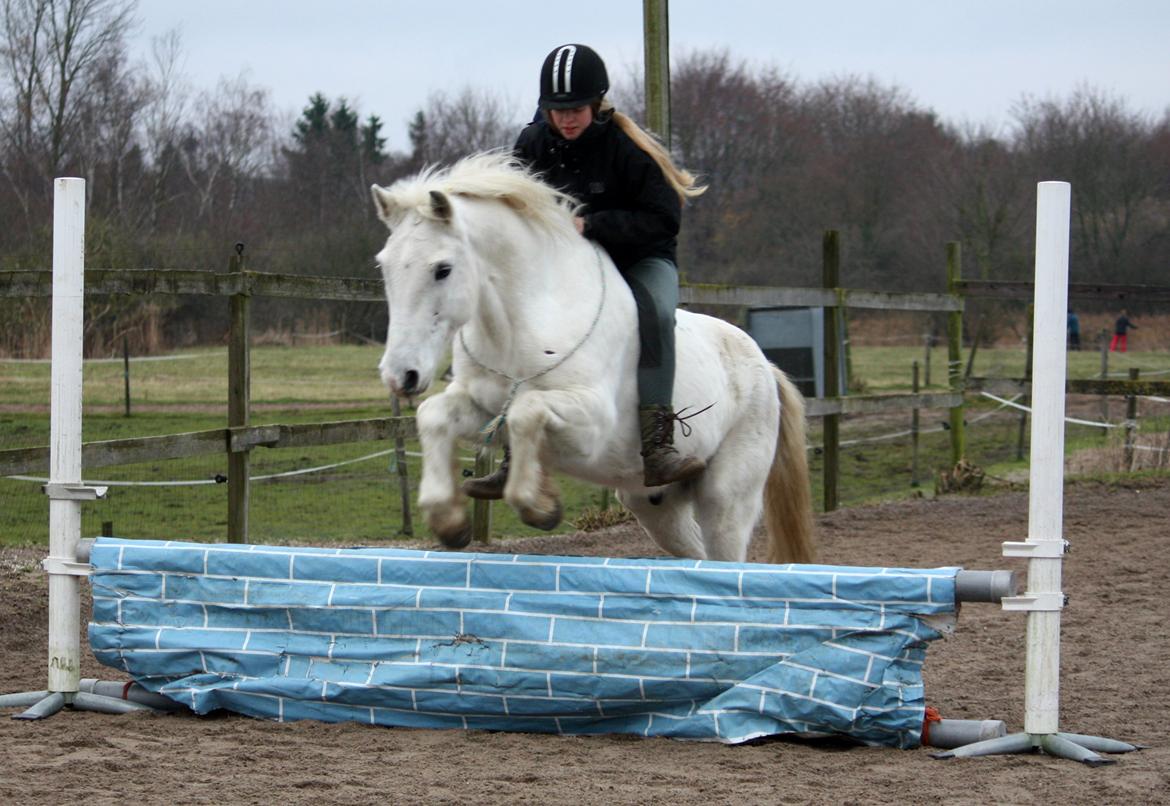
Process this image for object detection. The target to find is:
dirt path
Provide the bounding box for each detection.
[2,479,1167,805]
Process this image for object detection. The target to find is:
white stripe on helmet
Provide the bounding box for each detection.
[551,45,577,94]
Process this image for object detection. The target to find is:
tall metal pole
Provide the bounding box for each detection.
[643,0,671,147]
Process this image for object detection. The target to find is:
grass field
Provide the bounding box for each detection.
[2,343,1167,547]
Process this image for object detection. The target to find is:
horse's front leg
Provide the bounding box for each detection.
[504,389,606,531]
[415,384,483,548]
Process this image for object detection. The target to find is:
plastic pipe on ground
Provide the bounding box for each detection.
[924,718,1008,749]
[78,679,185,712]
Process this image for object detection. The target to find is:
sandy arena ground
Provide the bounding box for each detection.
[2,478,1168,805]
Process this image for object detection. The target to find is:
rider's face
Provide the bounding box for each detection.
[549,105,594,140]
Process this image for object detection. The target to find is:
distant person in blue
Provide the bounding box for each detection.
[1066,309,1081,351]
[1110,309,1137,352]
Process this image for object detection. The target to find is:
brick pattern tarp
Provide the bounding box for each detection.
[88,538,958,746]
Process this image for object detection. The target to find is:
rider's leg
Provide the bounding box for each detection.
[463,444,510,500]
[623,257,706,487]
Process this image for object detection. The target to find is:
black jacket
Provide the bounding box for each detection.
[514,117,681,271]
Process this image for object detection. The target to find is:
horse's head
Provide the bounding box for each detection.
[372,153,581,398]
[371,184,478,398]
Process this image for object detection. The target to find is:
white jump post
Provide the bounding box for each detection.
[934,181,1139,764]
[0,178,149,719]
[47,177,87,697]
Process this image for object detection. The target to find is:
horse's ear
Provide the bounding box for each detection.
[429,190,453,222]
[371,185,396,228]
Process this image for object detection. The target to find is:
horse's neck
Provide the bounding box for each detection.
[465,208,599,368]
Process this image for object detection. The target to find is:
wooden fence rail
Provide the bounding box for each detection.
[956,280,1170,303]
[0,418,419,477]
[4,239,1167,541]
[0,268,384,301]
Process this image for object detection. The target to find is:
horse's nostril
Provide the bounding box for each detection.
[403,369,419,394]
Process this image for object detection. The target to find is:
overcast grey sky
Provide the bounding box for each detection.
[132,0,1170,151]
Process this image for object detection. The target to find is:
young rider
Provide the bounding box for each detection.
[464,43,708,498]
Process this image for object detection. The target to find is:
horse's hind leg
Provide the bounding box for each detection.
[618,488,705,559]
[691,442,770,563]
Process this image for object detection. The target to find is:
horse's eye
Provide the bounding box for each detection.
[434,262,452,281]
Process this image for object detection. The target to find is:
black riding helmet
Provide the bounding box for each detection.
[539,44,609,109]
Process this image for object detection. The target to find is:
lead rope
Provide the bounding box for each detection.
[458,247,607,443]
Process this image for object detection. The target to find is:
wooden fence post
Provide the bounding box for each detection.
[1099,331,1110,430]
[911,361,921,487]
[822,230,841,512]
[1017,305,1034,461]
[643,0,671,147]
[923,335,932,387]
[390,396,413,536]
[1125,368,1139,469]
[122,334,131,417]
[472,445,495,543]
[945,242,966,465]
[227,243,250,543]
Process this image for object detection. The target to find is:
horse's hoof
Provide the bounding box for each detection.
[519,500,562,531]
[428,509,473,549]
[435,521,474,549]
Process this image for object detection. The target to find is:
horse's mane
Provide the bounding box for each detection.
[387,151,580,236]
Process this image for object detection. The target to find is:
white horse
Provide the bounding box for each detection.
[371,153,814,564]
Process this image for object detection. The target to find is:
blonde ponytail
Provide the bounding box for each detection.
[600,100,707,203]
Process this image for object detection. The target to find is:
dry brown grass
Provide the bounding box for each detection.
[1067,431,1170,475]
[572,504,634,532]
[848,309,1170,350]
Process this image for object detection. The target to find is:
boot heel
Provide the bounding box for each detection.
[462,447,511,500]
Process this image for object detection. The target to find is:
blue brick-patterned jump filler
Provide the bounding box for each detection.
[88,538,959,747]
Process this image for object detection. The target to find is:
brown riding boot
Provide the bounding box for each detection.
[639,405,707,487]
[462,447,510,500]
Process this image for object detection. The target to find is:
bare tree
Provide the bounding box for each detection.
[80,44,150,221]
[180,72,274,223]
[937,124,1030,280]
[408,87,518,167]
[1012,87,1165,283]
[669,50,812,283]
[139,27,190,232]
[670,56,956,289]
[1,0,136,171]
[0,0,50,224]
[0,0,136,238]
[798,76,950,289]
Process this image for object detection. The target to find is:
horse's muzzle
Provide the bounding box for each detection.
[390,368,429,398]
[402,369,420,395]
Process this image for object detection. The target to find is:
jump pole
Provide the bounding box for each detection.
[0,178,152,719]
[933,181,1139,764]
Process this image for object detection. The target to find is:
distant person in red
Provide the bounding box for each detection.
[1109,309,1138,352]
